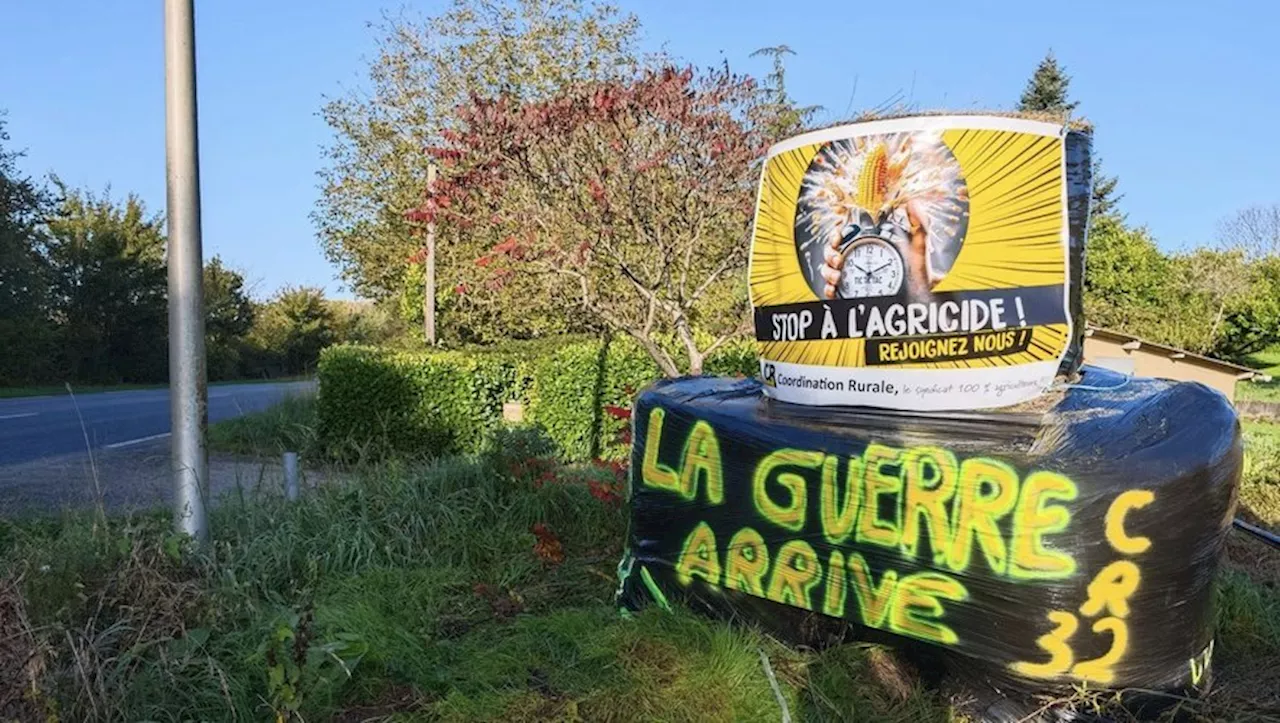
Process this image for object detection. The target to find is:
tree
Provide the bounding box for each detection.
[203,256,256,380]
[1085,218,1280,361]
[1218,204,1280,259]
[1089,159,1123,224]
[1016,52,1122,226]
[750,45,820,140]
[416,65,767,376]
[45,186,169,383]
[1083,216,1169,331]
[315,0,641,343]
[330,299,405,346]
[1213,254,1280,359]
[247,287,336,376]
[1017,51,1078,115]
[0,114,56,385]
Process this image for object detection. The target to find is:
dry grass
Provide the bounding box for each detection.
[0,575,53,721]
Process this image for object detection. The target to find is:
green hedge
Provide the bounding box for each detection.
[317,336,757,462]
[317,345,528,459]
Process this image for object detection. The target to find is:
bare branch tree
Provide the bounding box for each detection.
[1218,204,1280,259]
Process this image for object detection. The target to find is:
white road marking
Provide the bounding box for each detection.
[105,432,170,449]
[0,412,38,420]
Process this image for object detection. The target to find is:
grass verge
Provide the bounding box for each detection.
[1238,346,1280,402]
[1241,421,1280,528]
[2,425,1278,721]
[208,392,320,458]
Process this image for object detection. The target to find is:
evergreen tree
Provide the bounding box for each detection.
[1017,52,1121,224]
[1090,158,1123,223]
[1017,50,1078,114]
[749,45,821,140]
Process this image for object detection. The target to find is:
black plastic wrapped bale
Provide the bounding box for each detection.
[616,367,1240,707]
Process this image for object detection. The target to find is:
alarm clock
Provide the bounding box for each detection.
[833,218,907,299]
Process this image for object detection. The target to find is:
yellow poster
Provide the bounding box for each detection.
[749,116,1073,410]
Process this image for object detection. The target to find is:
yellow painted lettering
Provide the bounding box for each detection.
[1009,471,1078,580]
[1079,560,1140,619]
[821,455,862,545]
[1010,611,1078,679]
[765,540,821,610]
[753,449,822,532]
[856,444,904,549]
[675,521,721,588]
[641,408,680,493]
[1105,490,1155,555]
[725,527,769,597]
[1188,640,1213,687]
[948,457,1019,575]
[823,550,848,617]
[901,446,958,565]
[1071,617,1128,684]
[889,572,968,645]
[677,420,724,504]
[847,552,897,629]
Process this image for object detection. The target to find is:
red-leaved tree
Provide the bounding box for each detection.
[411,66,768,376]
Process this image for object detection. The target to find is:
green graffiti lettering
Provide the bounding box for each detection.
[821,455,862,545]
[847,552,897,630]
[855,444,904,550]
[641,408,680,494]
[676,420,724,504]
[675,521,721,588]
[1009,471,1078,580]
[765,540,821,610]
[948,457,1018,575]
[901,446,958,565]
[890,571,968,645]
[753,449,822,532]
[725,527,769,597]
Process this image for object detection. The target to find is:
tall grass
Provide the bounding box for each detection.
[7,427,875,721]
[209,393,320,458]
[3,420,1280,721]
[1241,422,1280,527]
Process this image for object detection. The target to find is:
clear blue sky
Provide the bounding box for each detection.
[2,1,1276,299]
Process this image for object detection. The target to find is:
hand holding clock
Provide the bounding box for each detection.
[821,199,934,300]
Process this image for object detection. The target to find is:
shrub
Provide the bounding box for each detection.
[317,345,526,459]
[527,336,757,460]
[317,336,759,461]
[527,337,657,461]
[702,338,758,378]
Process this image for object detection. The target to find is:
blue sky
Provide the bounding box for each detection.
[2,1,1275,299]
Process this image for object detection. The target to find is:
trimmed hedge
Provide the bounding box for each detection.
[317,345,528,459]
[317,336,756,461]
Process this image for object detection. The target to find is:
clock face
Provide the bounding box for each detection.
[837,237,905,298]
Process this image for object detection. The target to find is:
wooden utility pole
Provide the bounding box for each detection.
[424,162,438,345]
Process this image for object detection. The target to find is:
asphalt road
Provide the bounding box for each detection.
[0,381,314,467]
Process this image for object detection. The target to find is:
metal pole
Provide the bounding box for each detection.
[165,0,209,544]
[424,162,438,345]
[283,452,299,501]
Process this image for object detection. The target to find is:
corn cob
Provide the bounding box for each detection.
[856,143,889,212]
